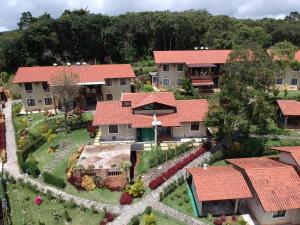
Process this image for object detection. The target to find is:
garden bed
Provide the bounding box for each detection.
[6,178,104,225]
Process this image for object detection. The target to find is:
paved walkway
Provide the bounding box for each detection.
[3,99,210,225]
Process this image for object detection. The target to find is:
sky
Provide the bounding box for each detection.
[0,0,300,32]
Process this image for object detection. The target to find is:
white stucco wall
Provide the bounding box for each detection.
[279,152,299,169]
[100,124,136,141]
[19,82,55,111]
[172,122,207,138]
[157,64,186,88]
[246,197,300,225]
[275,67,300,90]
[102,78,131,101]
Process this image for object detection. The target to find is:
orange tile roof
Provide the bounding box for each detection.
[277,100,300,116]
[153,50,232,64]
[226,157,286,170]
[121,92,177,108]
[295,50,300,62]
[13,64,135,84]
[245,166,300,212]
[186,166,252,201]
[93,92,208,127]
[271,146,300,167]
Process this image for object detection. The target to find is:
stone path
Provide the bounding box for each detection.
[44,142,81,172]
[3,99,210,225]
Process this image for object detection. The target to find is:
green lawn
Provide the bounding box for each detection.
[211,160,227,166]
[139,211,187,225]
[30,128,93,171]
[277,90,300,100]
[7,181,104,225]
[162,183,195,218]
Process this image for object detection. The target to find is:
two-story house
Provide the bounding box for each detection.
[153,50,231,93]
[92,92,208,143]
[13,64,135,112]
[274,50,300,90]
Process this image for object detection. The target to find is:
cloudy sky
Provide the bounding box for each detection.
[1,0,300,32]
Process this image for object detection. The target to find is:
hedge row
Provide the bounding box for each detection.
[43,172,66,189]
[149,147,207,190]
[148,142,193,168]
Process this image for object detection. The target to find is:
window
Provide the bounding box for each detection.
[44,98,53,105]
[291,78,298,85]
[272,210,286,218]
[24,83,33,92]
[106,93,113,101]
[292,67,300,72]
[163,64,169,71]
[27,99,36,106]
[191,122,200,131]
[128,124,132,129]
[177,64,184,71]
[109,125,118,134]
[105,79,112,86]
[162,78,170,86]
[120,78,127,86]
[275,78,283,85]
[42,82,50,91]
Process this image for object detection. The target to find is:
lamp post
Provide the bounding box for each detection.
[152,113,161,147]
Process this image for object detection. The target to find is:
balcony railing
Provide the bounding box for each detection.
[186,72,222,79]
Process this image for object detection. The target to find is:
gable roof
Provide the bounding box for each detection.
[153,50,232,64]
[93,92,208,128]
[186,166,252,202]
[295,50,300,62]
[226,157,286,170]
[245,166,300,212]
[277,100,300,116]
[121,92,177,108]
[271,146,300,167]
[13,64,135,85]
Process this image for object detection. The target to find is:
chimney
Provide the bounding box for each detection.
[203,163,208,170]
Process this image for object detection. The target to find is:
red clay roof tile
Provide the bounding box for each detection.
[226,157,286,169]
[277,100,300,116]
[245,166,300,212]
[186,166,252,202]
[13,64,135,84]
[153,50,232,64]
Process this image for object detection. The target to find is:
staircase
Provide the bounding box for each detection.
[93,130,101,145]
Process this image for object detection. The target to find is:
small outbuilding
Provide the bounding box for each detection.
[186,166,252,217]
[277,100,300,129]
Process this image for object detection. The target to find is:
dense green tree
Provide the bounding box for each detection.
[205,43,281,154]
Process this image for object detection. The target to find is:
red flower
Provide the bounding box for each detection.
[119,192,133,205]
[35,196,43,205]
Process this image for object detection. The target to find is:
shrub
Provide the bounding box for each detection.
[149,176,165,190]
[144,206,152,215]
[144,213,156,225]
[207,213,213,222]
[130,215,140,225]
[105,212,115,222]
[126,176,145,198]
[42,172,66,189]
[81,175,96,191]
[64,209,72,223]
[220,215,226,222]
[159,192,164,201]
[119,192,133,205]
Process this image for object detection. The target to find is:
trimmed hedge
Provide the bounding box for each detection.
[149,147,207,190]
[43,172,66,189]
[0,122,6,150]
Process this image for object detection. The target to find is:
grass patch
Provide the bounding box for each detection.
[140,210,187,225]
[31,129,93,171]
[211,160,227,166]
[7,181,104,225]
[162,183,195,218]
[277,90,300,100]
